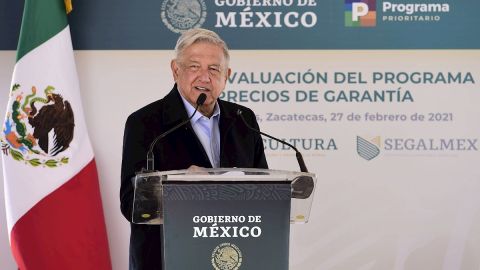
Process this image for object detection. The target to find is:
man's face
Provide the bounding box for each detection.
[171,42,231,117]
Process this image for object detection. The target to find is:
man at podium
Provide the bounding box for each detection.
[120,28,268,270]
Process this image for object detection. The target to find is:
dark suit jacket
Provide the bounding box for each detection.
[120,85,268,270]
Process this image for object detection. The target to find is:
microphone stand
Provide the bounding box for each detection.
[236,109,308,173]
[236,109,314,199]
[145,93,207,172]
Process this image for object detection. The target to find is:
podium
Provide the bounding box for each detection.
[132,168,316,270]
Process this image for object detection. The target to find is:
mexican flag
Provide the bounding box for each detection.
[1,0,112,269]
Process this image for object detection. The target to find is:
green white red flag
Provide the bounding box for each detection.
[1,0,112,269]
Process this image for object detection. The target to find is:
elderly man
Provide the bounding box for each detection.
[120,28,268,269]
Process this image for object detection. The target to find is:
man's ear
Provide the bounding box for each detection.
[171,60,179,81]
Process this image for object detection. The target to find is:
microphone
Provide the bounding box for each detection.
[145,93,207,172]
[236,109,308,172]
[236,109,314,199]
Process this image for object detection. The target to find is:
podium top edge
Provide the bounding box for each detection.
[136,167,315,178]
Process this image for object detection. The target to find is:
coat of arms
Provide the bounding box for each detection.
[1,84,75,167]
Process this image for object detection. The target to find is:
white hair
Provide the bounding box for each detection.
[174,28,230,67]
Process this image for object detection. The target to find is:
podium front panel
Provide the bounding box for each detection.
[162,182,291,270]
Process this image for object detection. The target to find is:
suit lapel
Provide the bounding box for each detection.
[218,100,238,166]
[161,85,213,168]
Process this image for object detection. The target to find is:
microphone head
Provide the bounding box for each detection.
[292,176,314,199]
[196,93,207,106]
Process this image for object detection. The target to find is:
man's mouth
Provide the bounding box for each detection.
[194,86,210,91]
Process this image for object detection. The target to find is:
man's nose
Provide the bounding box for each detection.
[197,68,210,82]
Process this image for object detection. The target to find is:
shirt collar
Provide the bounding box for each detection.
[178,90,220,122]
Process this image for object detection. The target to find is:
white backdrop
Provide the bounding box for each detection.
[1,50,480,269]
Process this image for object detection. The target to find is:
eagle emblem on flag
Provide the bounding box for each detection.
[1,83,74,167]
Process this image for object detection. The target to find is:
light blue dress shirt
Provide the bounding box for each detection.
[179,93,221,168]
